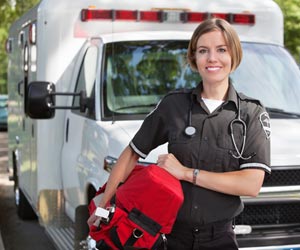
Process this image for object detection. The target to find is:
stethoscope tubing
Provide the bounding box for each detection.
[185,96,255,160]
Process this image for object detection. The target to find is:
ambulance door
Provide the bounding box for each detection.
[61,40,100,219]
[15,31,29,197]
[16,23,38,207]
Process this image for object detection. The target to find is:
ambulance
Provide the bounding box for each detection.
[6,0,300,249]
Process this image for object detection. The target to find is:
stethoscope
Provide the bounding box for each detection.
[184,96,255,160]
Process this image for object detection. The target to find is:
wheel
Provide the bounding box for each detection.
[12,151,19,192]
[13,150,36,220]
[74,205,90,250]
[16,188,37,220]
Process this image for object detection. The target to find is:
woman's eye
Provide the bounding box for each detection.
[218,48,226,53]
[198,49,207,54]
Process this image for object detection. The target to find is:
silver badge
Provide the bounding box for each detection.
[259,112,271,139]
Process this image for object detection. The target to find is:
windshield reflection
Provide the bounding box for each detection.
[232,43,300,114]
[102,41,300,119]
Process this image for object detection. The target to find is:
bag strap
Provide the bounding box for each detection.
[109,226,124,249]
[128,208,162,236]
[109,208,165,250]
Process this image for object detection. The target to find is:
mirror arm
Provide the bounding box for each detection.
[48,91,87,112]
[49,105,80,110]
[49,92,81,97]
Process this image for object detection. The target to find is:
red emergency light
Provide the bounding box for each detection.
[29,22,37,44]
[232,13,255,24]
[182,12,255,25]
[81,9,164,22]
[81,9,255,25]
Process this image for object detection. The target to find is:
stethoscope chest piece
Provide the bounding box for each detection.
[185,126,196,137]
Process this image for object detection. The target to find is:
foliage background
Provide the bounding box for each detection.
[274,0,300,63]
[0,0,299,94]
[0,0,39,94]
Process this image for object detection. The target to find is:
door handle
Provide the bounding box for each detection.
[17,80,24,96]
[65,118,69,142]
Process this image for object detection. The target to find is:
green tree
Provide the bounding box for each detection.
[274,0,300,63]
[0,0,39,94]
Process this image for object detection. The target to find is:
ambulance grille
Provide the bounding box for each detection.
[236,203,300,225]
[263,166,300,187]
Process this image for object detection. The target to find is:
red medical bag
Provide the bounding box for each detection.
[88,164,184,250]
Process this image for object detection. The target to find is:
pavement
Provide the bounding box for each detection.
[0,232,4,250]
[0,131,8,250]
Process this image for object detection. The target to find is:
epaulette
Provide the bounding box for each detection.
[238,92,263,106]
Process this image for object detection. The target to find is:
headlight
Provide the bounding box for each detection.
[103,156,117,173]
[103,155,153,173]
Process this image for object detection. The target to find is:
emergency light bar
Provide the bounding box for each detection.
[81,9,166,22]
[183,12,255,25]
[81,9,255,25]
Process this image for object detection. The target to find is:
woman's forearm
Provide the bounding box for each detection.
[98,146,139,207]
[185,168,265,197]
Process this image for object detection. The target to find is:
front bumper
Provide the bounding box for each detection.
[240,245,300,250]
[237,185,300,250]
[237,224,300,249]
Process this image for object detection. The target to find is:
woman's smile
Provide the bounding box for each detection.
[206,66,222,72]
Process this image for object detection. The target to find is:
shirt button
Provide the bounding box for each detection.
[203,136,208,141]
[194,205,198,209]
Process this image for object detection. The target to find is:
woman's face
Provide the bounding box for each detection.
[195,30,232,86]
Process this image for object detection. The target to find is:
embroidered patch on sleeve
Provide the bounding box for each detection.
[259,112,271,139]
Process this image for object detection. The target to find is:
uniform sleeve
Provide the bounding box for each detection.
[240,103,271,174]
[130,99,169,159]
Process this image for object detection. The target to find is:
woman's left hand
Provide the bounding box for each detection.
[157,153,188,180]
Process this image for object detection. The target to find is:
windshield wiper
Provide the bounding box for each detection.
[266,107,300,118]
[114,103,157,112]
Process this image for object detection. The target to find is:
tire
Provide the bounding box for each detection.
[16,188,37,220]
[12,151,19,192]
[74,205,90,250]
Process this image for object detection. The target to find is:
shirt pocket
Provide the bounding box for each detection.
[216,128,243,172]
[168,132,198,167]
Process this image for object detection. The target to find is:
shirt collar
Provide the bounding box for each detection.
[192,80,239,110]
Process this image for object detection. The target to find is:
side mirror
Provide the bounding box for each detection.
[26,81,92,119]
[26,81,55,119]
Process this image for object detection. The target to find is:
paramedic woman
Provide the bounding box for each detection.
[88,18,271,250]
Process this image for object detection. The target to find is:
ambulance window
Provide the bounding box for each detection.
[231,43,300,115]
[102,40,200,120]
[72,46,98,118]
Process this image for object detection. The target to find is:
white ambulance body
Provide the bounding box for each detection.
[6,0,300,249]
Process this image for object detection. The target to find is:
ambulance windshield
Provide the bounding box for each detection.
[232,42,300,116]
[103,41,300,120]
[103,40,199,119]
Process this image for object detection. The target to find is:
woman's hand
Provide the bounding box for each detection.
[87,210,101,227]
[157,153,189,180]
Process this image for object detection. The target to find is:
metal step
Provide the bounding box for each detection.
[46,226,74,250]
